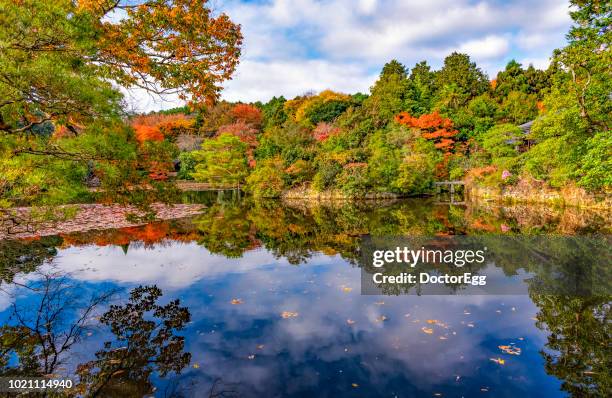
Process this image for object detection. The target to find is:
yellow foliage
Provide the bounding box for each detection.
[284,90,351,124]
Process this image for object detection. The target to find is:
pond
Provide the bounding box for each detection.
[0,196,610,397]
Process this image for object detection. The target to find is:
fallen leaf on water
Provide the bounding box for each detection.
[426,319,438,324]
[281,311,299,319]
[351,383,359,388]
[499,345,521,355]
[192,363,200,369]
[347,319,356,325]
[375,301,385,305]
[342,287,353,293]
[375,315,387,322]
[230,298,243,305]
[490,357,505,365]
[256,344,264,350]
[421,327,434,334]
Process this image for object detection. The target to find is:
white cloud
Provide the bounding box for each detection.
[222,59,378,102]
[122,0,573,110]
[458,35,510,60]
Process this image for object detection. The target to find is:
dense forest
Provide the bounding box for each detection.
[0,1,609,208]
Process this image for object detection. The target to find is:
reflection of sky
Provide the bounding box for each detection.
[1,241,564,397]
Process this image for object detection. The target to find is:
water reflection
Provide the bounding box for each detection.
[0,271,192,397]
[0,198,610,397]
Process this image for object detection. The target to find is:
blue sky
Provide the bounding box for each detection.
[128,0,573,111]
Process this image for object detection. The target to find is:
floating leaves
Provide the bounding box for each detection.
[421,327,434,334]
[351,383,359,388]
[499,345,521,355]
[347,319,356,325]
[192,363,200,369]
[341,286,353,293]
[375,315,387,323]
[281,311,299,319]
[230,298,243,305]
[490,357,505,365]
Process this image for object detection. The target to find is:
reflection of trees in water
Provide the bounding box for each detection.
[77,286,191,397]
[0,236,62,283]
[532,294,611,397]
[1,270,116,378]
[0,273,193,397]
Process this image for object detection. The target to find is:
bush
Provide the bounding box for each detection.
[313,161,342,191]
[336,163,369,195]
[246,157,286,198]
[177,151,196,180]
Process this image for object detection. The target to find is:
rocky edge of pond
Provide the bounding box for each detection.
[0,203,205,240]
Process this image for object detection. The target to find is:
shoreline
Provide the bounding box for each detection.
[0,203,205,240]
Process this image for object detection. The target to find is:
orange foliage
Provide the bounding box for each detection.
[536,101,545,113]
[80,0,243,106]
[60,222,202,248]
[134,125,164,143]
[231,104,262,127]
[395,111,458,153]
[131,113,194,143]
[490,79,497,89]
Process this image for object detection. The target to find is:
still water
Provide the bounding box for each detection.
[0,194,610,397]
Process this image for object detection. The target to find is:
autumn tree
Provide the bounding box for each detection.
[0,0,242,210]
[231,104,263,128]
[395,111,459,153]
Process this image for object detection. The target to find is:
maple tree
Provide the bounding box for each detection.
[79,0,243,107]
[231,104,263,128]
[394,111,458,153]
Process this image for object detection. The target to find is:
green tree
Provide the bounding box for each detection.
[498,91,539,124]
[191,134,248,186]
[435,52,489,106]
[408,61,437,115]
[363,60,411,128]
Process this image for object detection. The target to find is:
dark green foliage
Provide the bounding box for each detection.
[436,52,489,103]
[306,99,351,124]
[261,96,288,130]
